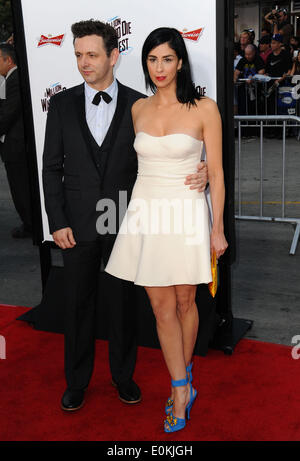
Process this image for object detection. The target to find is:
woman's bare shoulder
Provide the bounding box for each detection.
[195,97,221,125]
[195,96,218,112]
[132,96,149,114]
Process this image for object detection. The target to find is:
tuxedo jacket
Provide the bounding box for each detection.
[0,69,26,163]
[42,80,146,247]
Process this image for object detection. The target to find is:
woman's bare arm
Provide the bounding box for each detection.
[201,98,228,258]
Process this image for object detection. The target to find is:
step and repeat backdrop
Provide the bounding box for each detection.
[17,0,217,241]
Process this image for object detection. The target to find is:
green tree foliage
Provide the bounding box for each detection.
[0,0,13,42]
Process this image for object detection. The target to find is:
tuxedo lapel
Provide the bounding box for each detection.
[98,80,128,183]
[73,83,101,175]
[5,68,17,89]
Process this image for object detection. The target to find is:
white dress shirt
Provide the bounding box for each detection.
[84,78,118,147]
[0,75,5,99]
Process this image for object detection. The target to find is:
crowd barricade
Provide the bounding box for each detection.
[234,115,300,255]
[234,76,300,123]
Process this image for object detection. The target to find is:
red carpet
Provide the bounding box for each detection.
[0,304,300,441]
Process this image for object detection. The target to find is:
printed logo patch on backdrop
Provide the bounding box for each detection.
[41,82,66,112]
[108,16,133,55]
[180,28,204,42]
[37,34,65,47]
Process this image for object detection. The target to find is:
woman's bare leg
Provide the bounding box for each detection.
[176,284,198,364]
[169,284,198,402]
[144,285,189,419]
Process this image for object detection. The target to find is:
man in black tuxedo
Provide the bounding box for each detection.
[43,20,208,411]
[0,43,32,238]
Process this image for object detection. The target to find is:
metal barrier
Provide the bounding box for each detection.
[235,115,300,255]
[234,77,300,118]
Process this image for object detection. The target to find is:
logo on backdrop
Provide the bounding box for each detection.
[180,28,204,42]
[37,34,65,47]
[195,83,207,97]
[108,16,133,55]
[41,82,67,112]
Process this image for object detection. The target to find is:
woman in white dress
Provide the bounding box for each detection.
[105,27,228,432]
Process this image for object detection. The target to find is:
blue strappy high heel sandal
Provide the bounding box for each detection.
[164,371,198,433]
[165,362,193,415]
[164,376,188,433]
[186,379,197,421]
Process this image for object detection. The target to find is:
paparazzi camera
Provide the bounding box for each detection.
[269,6,281,23]
[269,6,288,23]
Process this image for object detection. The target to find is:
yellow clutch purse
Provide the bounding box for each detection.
[208,251,218,298]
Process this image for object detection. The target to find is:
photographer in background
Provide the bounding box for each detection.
[264,7,293,47]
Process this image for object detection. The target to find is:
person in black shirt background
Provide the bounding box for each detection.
[234,44,265,127]
[234,45,265,81]
[265,34,293,138]
[265,34,292,85]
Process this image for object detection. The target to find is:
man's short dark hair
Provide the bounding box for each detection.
[278,8,288,16]
[259,35,271,45]
[71,19,118,56]
[0,43,16,64]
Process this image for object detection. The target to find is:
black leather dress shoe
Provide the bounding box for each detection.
[111,379,142,404]
[61,388,85,411]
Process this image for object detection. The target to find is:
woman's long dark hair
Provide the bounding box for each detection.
[142,27,203,106]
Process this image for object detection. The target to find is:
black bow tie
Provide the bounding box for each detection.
[92,91,112,105]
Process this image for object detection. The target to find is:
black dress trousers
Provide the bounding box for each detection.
[62,236,137,391]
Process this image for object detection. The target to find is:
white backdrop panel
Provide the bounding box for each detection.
[20,0,217,241]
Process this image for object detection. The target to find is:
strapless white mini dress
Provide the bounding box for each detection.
[104,132,212,286]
